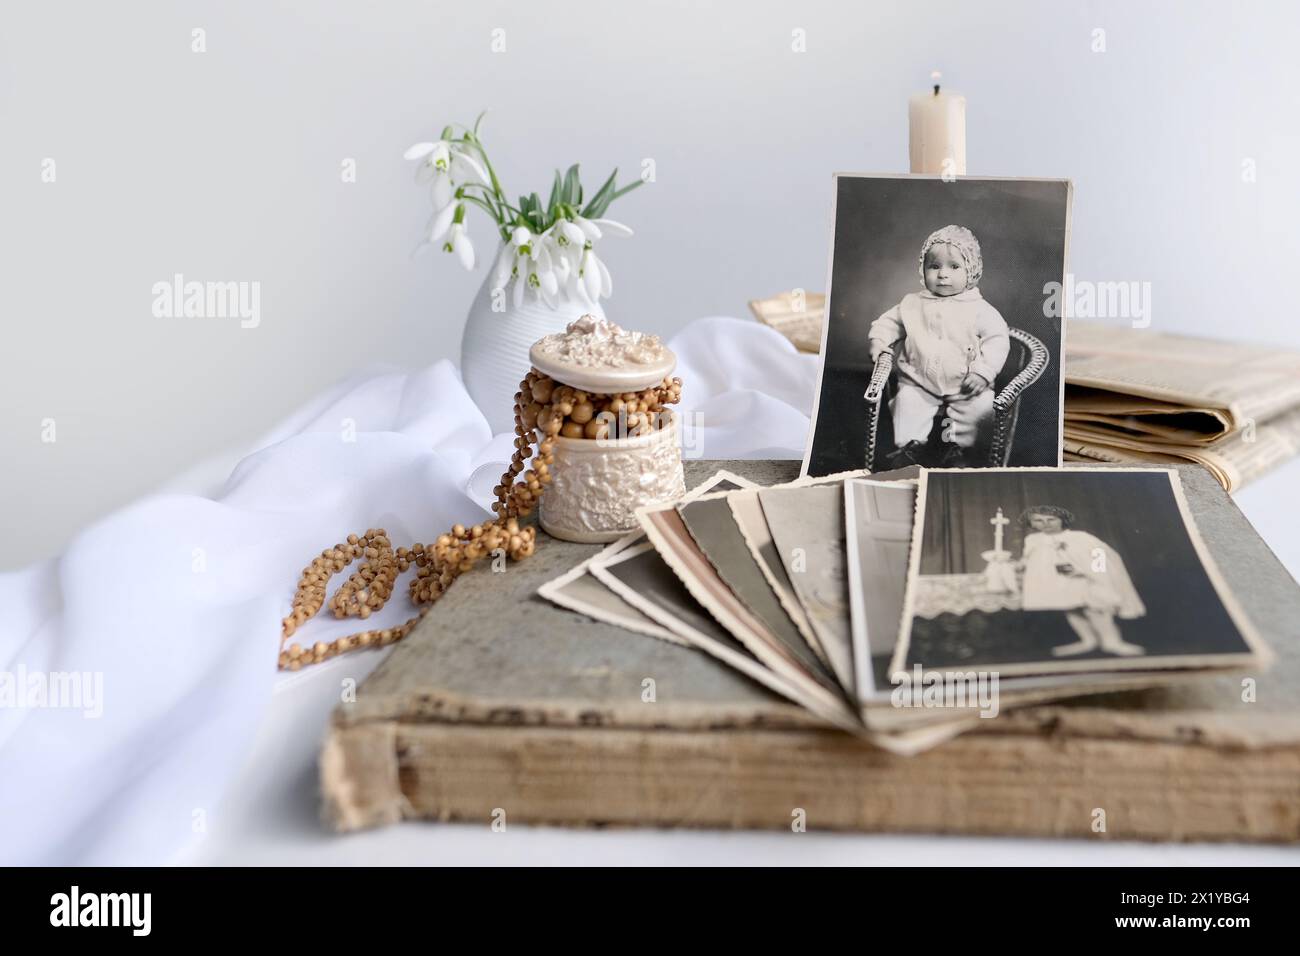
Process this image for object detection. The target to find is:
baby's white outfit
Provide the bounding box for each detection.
[868,288,1010,448]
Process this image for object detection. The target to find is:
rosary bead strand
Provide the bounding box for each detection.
[278,371,681,670]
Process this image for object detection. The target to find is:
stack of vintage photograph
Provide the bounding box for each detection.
[543,175,1272,754]
[541,463,1268,753]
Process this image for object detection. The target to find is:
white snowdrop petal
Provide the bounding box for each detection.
[595,254,612,297]
[583,259,601,300]
[404,142,438,161]
[453,151,489,185]
[592,218,633,238]
[456,234,475,270]
[492,248,513,289]
[429,202,457,242]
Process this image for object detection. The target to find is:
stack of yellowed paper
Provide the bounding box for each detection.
[747,290,826,354]
[1062,321,1300,491]
[749,291,1300,491]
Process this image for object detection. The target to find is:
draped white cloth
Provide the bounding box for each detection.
[0,316,819,864]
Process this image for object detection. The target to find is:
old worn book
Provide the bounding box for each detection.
[321,460,1300,842]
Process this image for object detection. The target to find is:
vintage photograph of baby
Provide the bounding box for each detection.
[892,468,1267,677]
[802,175,1071,477]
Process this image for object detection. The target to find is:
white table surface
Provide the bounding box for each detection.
[178,455,1300,866]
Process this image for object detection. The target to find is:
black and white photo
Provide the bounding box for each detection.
[803,175,1071,477]
[893,467,1267,676]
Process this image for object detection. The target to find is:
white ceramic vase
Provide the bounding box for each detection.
[459,263,605,435]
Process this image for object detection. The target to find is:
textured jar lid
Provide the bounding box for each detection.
[529,315,675,394]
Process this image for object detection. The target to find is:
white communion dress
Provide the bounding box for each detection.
[1020,529,1146,618]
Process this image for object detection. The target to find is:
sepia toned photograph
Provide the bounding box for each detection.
[591,538,858,732]
[725,489,823,663]
[844,478,918,698]
[537,471,751,644]
[757,481,858,692]
[634,495,849,708]
[803,175,1070,477]
[894,468,1267,677]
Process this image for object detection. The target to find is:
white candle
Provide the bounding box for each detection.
[909,71,966,175]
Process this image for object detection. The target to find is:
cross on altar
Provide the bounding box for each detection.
[990,508,1009,553]
[981,506,1016,594]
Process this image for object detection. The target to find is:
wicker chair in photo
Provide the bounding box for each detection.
[863,328,1050,468]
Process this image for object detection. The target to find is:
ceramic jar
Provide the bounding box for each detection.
[528,316,686,543]
[539,409,686,542]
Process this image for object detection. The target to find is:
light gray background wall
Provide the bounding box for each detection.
[3,0,1298,569]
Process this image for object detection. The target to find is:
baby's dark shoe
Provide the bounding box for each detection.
[885,441,929,469]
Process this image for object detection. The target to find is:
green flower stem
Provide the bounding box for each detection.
[461,182,521,220]
[462,134,509,219]
[459,194,499,220]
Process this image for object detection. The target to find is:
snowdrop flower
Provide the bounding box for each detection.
[520,252,560,308]
[428,201,459,244]
[489,227,531,299]
[404,138,489,211]
[510,225,535,249]
[579,244,613,300]
[444,219,474,270]
[491,226,558,305]
[549,218,629,298]
[490,242,515,295]
[551,218,587,256]
[550,240,574,289]
[568,243,613,303]
[511,227,559,306]
[565,218,630,302]
[421,200,476,270]
[508,225,540,272]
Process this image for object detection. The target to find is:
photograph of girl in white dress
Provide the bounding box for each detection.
[895,468,1259,676]
[1017,505,1146,657]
